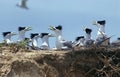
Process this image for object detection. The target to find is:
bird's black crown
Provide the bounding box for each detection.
[55,25,62,30]
[40,33,49,38]
[18,27,26,31]
[76,36,84,41]
[97,20,106,25]
[85,28,92,34]
[30,33,39,39]
[2,32,11,37]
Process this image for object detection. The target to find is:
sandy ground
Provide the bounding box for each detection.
[0,46,120,77]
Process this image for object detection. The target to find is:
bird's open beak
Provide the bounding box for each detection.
[82,26,86,31]
[25,27,32,31]
[92,20,97,25]
[48,34,56,37]
[11,32,17,36]
[49,26,56,31]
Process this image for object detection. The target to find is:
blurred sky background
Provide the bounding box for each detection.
[0,0,120,48]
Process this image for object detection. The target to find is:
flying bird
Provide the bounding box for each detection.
[16,0,29,10]
[30,33,41,50]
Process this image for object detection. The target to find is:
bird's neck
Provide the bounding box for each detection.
[4,35,11,43]
[55,30,62,37]
[80,38,85,43]
[4,39,11,43]
[98,25,105,33]
[78,39,85,46]
[18,31,26,41]
[56,35,63,41]
[41,37,49,46]
[55,31,63,41]
[4,35,11,40]
[32,38,38,47]
[85,33,91,40]
[97,25,105,37]
[55,35,65,49]
[54,30,64,42]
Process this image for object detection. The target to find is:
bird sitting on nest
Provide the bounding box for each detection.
[72,36,85,47]
[93,20,110,46]
[83,27,94,47]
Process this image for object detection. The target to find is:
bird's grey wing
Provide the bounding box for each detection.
[96,37,110,46]
[63,41,73,48]
[111,40,120,46]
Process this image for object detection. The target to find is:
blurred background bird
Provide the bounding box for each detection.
[16,0,29,10]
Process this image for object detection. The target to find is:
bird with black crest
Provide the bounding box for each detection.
[49,25,72,50]
[40,33,55,50]
[17,26,32,42]
[72,36,85,47]
[84,27,94,47]
[93,20,110,46]
[2,31,16,44]
[30,33,41,50]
